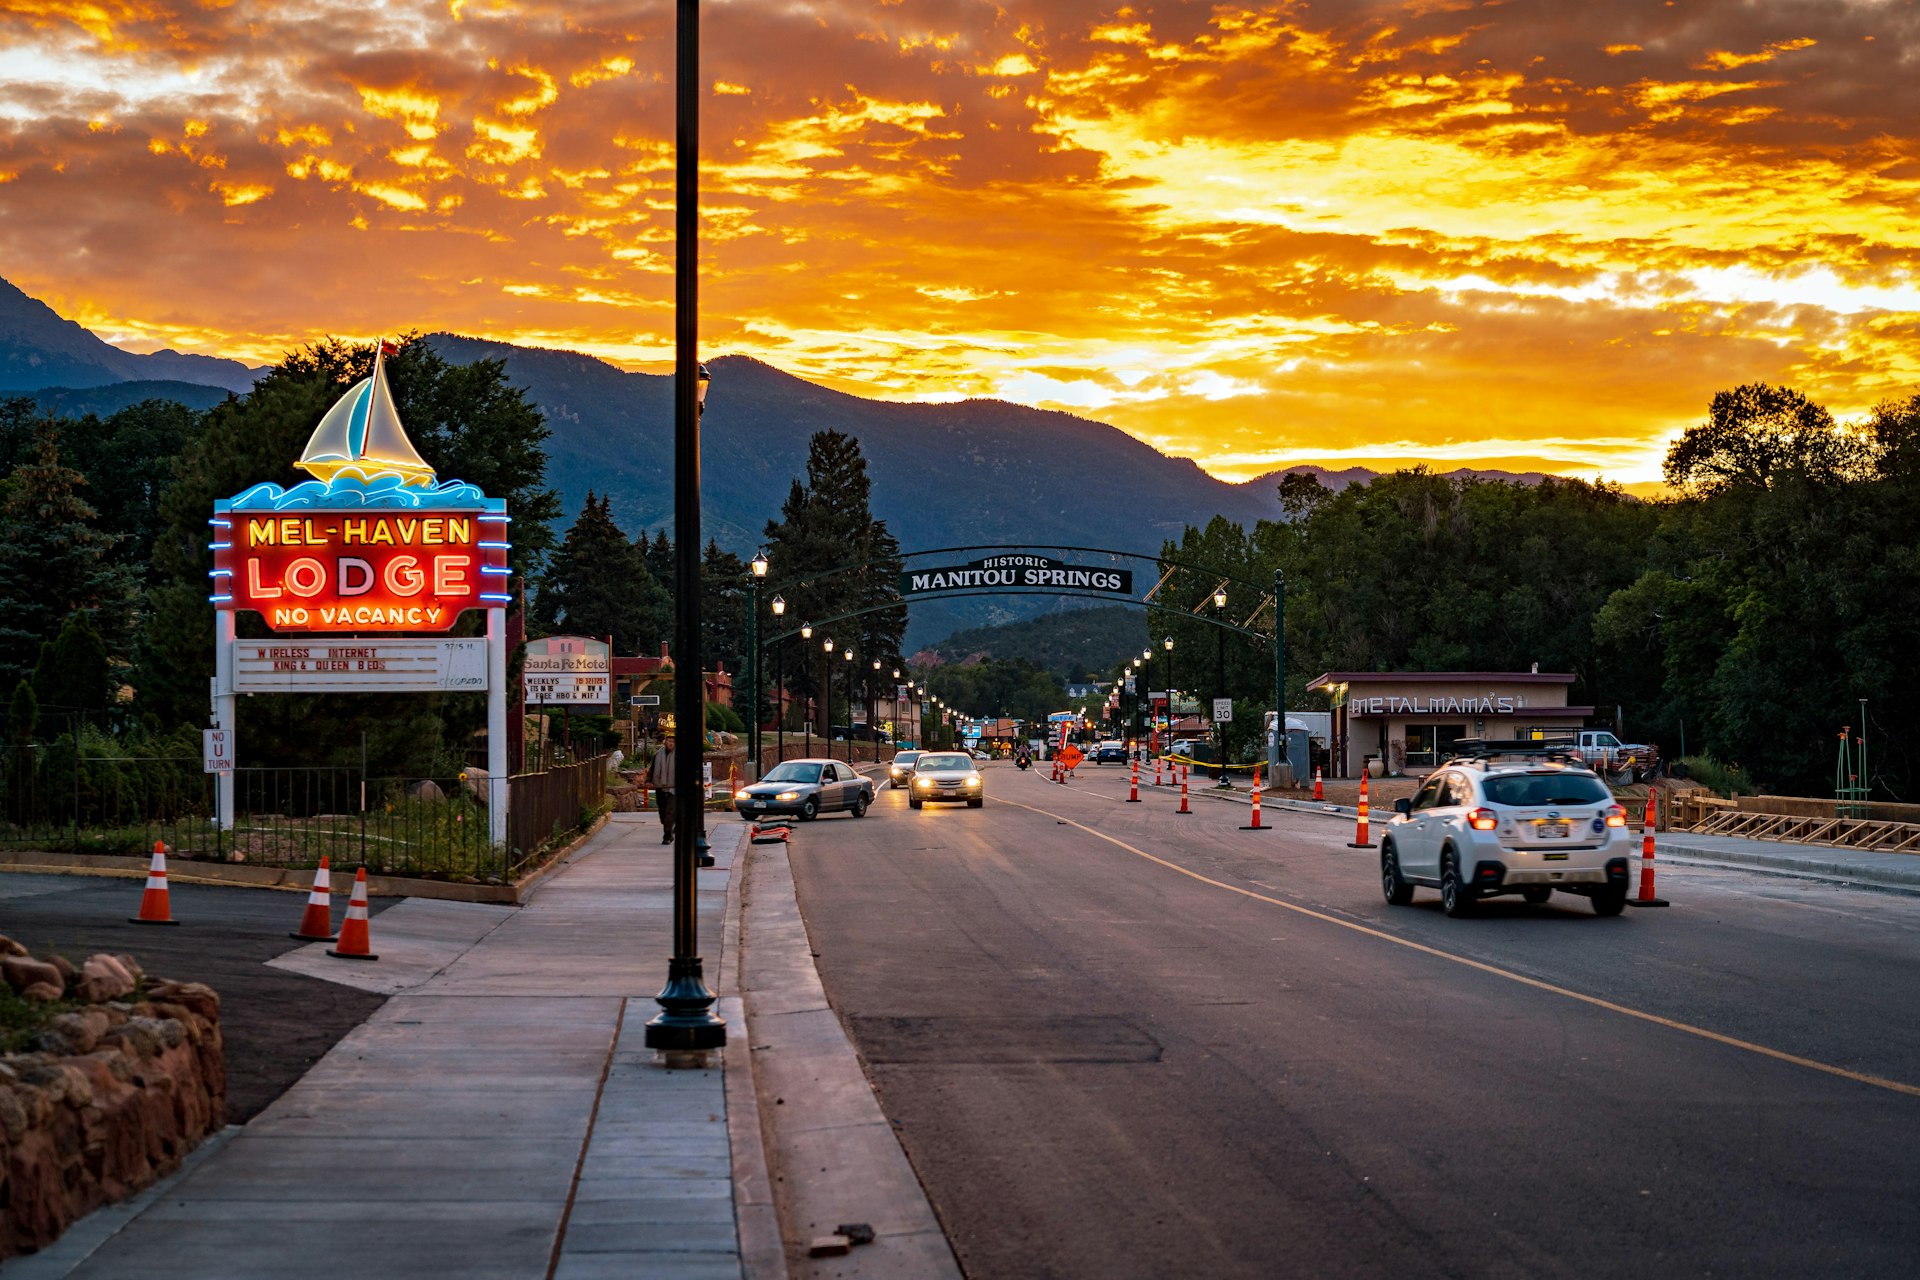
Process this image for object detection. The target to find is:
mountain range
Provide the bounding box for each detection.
[2,275,1549,646]
[0,277,258,395]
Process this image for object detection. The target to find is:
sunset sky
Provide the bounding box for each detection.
[4,1,1918,486]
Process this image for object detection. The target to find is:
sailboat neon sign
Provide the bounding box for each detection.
[210,343,509,633]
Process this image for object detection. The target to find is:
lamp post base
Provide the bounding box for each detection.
[645,956,727,1051]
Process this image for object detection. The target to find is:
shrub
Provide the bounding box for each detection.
[1679,754,1755,798]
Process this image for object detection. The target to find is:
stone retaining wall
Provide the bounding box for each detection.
[0,935,226,1259]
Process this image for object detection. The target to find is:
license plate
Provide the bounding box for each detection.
[939,789,957,797]
[1536,822,1570,839]
[747,800,764,808]
[1543,852,1569,861]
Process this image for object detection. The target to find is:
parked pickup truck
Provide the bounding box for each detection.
[1569,730,1659,782]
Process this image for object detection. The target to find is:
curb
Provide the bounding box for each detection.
[718,821,790,1280]
[1655,841,1920,896]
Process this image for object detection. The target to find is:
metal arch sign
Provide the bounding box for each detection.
[900,554,1132,596]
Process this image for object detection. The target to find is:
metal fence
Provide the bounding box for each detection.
[1,747,609,883]
[507,754,609,878]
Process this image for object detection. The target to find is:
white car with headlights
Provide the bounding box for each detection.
[1381,742,1633,917]
[732,758,873,821]
[888,750,923,789]
[909,751,984,809]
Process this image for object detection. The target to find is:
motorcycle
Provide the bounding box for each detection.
[1015,754,1031,771]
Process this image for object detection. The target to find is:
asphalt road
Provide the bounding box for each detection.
[789,762,1920,1279]
[1,873,392,1121]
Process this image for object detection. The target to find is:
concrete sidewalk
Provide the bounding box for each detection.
[12,802,960,1280]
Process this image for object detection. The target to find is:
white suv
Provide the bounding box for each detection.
[1380,752,1632,917]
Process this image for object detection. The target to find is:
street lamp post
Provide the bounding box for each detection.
[1213,587,1229,786]
[1142,647,1153,754]
[748,550,768,779]
[645,0,724,1055]
[1272,568,1288,786]
[769,594,786,762]
[843,646,855,756]
[1163,636,1175,749]
[822,637,834,760]
[800,622,812,758]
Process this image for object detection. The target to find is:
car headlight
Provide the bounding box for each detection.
[775,791,800,802]
[916,777,933,788]
[966,775,981,787]
[734,790,752,801]
[890,766,903,776]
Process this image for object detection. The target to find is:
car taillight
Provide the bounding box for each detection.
[1605,805,1627,827]
[1468,807,1498,831]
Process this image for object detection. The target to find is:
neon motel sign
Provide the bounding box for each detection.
[209,345,509,632]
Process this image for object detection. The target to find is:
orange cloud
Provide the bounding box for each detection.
[0,0,1914,489]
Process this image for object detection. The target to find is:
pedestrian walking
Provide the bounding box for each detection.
[649,739,676,845]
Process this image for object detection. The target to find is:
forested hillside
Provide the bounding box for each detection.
[1139,386,1920,798]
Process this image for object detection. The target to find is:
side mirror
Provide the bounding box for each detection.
[1392,798,1412,816]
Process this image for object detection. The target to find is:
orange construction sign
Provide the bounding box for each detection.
[1058,743,1084,771]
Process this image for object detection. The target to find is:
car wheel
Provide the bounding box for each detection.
[1521,886,1552,905]
[1381,842,1414,906]
[800,797,819,821]
[1591,883,1627,917]
[851,794,868,818]
[968,798,983,808]
[909,796,922,809]
[1440,848,1476,918]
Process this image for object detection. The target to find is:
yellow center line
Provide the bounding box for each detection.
[997,795,1920,1101]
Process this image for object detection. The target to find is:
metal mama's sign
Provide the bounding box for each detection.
[900,555,1132,596]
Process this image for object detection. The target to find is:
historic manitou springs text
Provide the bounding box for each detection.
[898,555,1134,596]
[214,511,508,632]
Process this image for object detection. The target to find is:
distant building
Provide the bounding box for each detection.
[1307,670,1594,778]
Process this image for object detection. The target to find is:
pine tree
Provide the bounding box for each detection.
[701,541,747,677]
[32,611,113,736]
[761,431,906,731]
[0,426,137,688]
[642,529,675,598]
[535,493,671,652]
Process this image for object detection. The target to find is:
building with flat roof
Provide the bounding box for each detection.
[1306,670,1594,778]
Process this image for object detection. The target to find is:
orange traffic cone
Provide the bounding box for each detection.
[291,856,338,941]
[1154,757,1163,787]
[1312,766,1324,801]
[1347,773,1375,848]
[1176,767,1192,815]
[327,867,379,960]
[1126,759,1140,803]
[1629,790,1669,907]
[1241,769,1267,830]
[128,840,180,926]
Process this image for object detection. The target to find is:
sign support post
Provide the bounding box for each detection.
[488,604,507,846]
[213,609,236,831]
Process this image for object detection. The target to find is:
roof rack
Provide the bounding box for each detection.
[1443,736,1586,767]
